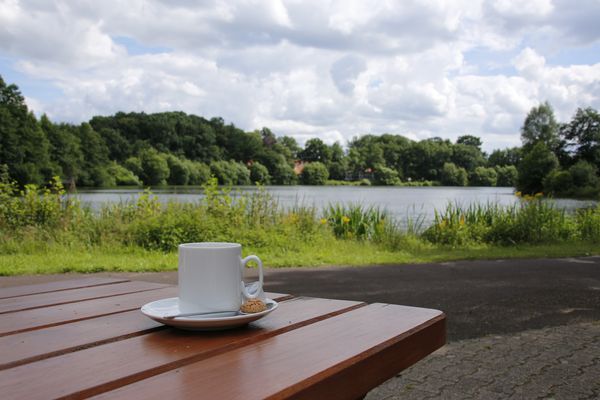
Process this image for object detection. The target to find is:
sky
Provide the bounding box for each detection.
[1,0,600,152]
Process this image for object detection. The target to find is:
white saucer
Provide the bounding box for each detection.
[141,297,278,330]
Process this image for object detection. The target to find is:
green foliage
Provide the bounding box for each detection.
[0,176,80,230]
[440,162,468,186]
[373,164,401,185]
[249,161,271,184]
[1,175,600,275]
[166,155,190,185]
[495,165,518,187]
[139,149,169,185]
[299,138,331,163]
[2,75,599,197]
[300,162,329,185]
[456,135,482,149]
[569,160,598,188]
[517,142,559,194]
[488,147,521,167]
[107,162,141,186]
[1,77,54,185]
[560,107,600,167]
[469,166,497,187]
[324,203,387,241]
[123,156,143,177]
[577,205,600,242]
[544,161,599,198]
[521,101,560,153]
[185,160,211,185]
[328,160,348,181]
[422,197,579,246]
[451,143,485,171]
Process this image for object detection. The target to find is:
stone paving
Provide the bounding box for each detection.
[366,321,600,400]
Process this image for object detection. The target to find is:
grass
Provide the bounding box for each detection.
[0,177,598,276]
[0,241,597,276]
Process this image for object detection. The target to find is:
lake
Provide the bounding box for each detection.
[71,186,597,227]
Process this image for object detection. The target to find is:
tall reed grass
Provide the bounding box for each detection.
[1,176,598,262]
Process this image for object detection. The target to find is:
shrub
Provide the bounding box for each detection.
[300,162,329,185]
[373,165,401,186]
[186,161,210,185]
[107,162,141,186]
[166,155,190,185]
[139,149,169,185]
[249,161,271,184]
[495,165,518,187]
[469,166,498,187]
[440,162,468,186]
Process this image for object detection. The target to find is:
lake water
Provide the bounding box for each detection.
[71,186,597,226]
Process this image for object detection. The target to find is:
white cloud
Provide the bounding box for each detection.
[0,0,599,153]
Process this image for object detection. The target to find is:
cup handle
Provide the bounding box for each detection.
[241,255,264,299]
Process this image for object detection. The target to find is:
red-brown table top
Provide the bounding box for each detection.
[0,278,445,399]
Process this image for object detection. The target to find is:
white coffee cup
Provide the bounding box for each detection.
[177,242,264,313]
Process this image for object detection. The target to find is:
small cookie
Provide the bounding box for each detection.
[240,299,267,313]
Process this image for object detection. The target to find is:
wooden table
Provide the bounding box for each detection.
[0,278,445,399]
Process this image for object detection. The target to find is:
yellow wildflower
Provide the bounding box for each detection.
[320,218,327,225]
[341,215,350,224]
[460,215,465,226]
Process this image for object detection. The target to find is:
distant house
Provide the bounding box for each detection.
[293,160,306,175]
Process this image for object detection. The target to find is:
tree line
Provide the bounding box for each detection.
[1,75,598,197]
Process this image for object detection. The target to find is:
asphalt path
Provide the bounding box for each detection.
[2,256,600,341]
[260,256,600,341]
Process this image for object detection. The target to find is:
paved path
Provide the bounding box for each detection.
[2,256,600,399]
[367,321,600,400]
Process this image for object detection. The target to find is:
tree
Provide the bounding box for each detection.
[456,135,482,150]
[568,160,598,188]
[517,142,559,194]
[300,162,329,185]
[299,138,331,164]
[186,161,211,185]
[469,167,498,187]
[328,160,349,180]
[249,161,271,184]
[373,164,401,186]
[560,107,600,168]
[41,116,83,186]
[107,162,141,186]
[139,149,170,185]
[166,155,190,185]
[77,123,112,186]
[440,162,468,186]
[278,136,301,160]
[270,157,297,185]
[488,147,521,167]
[0,75,53,185]
[495,165,518,187]
[451,143,485,172]
[521,102,560,153]
[543,170,573,195]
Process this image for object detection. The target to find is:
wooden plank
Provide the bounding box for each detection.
[0,287,176,336]
[0,297,363,400]
[0,310,162,370]
[0,281,168,314]
[0,292,292,369]
[93,304,445,400]
[0,278,130,299]
[0,288,288,337]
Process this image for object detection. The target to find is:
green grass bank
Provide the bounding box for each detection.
[0,178,598,276]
